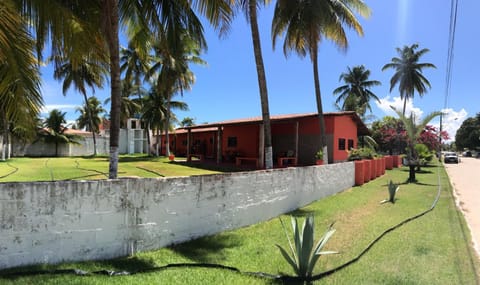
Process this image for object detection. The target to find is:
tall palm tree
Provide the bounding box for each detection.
[18,0,233,178]
[235,0,273,169]
[142,85,189,156]
[382,44,436,116]
[53,58,107,155]
[149,29,205,157]
[76,96,106,133]
[38,109,81,157]
[333,65,381,117]
[272,0,370,164]
[392,107,441,183]
[1,0,43,160]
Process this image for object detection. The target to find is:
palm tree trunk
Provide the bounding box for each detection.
[145,122,151,156]
[81,93,97,156]
[1,112,7,161]
[312,48,328,164]
[165,96,171,157]
[103,0,121,179]
[402,96,407,116]
[248,0,273,169]
[156,128,160,157]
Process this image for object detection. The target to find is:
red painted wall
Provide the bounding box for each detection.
[222,124,259,160]
[332,116,357,162]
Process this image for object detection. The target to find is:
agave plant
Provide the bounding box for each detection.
[381,180,399,204]
[276,215,337,278]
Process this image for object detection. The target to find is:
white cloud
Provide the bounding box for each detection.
[438,108,468,142]
[41,104,79,115]
[375,96,467,142]
[375,96,423,118]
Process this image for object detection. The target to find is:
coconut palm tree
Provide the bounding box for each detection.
[333,65,381,117]
[148,29,205,157]
[0,0,43,160]
[53,57,107,156]
[76,96,106,133]
[18,0,233,178]
[382,44,436,116]
[142,85,189,156]
[392,107,442,183]
[272,0,370,164]
[38,109,81,157]
[235,0,273,169]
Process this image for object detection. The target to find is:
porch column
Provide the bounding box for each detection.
[295,121,299,160]
[187,129,191,160]
[216,126,222,164]
[259,124,265,168]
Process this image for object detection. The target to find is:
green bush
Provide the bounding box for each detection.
[347,147,376,161]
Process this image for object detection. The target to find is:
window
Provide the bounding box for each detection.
[227,137,237,147]
[338,138,346,150]
[348,139,354,150]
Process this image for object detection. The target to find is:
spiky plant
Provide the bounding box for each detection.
[381,180,399,204]
[277,215,337,278]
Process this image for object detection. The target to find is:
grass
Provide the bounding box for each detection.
[0,162,479,284]
[0,155,230,182]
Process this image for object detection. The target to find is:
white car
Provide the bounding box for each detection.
[444,152,459,164]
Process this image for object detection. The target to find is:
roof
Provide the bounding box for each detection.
[179,111,370,136]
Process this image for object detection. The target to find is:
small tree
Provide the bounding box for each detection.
[392,107,442,182]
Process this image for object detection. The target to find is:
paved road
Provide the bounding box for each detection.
[444,156,480,257]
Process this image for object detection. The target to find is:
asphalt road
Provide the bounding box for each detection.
[444,156,480,257]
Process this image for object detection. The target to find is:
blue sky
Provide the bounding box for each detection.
[40,0,479,141]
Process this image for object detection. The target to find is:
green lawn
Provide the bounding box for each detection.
[0,161,479,284]
[0,155,227,182]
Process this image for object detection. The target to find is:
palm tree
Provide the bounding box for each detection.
[1,0,43,160]
[53,57,107,156]
[392,107,441,183]
[149,29,205,157]
[333,65,381,117]
[76,96,106,133]
[272,0,370,164]
[235,0,273,169]
[38,109,81,157]
[142,86,188,156]
[382,44,436,116]
[18,0,233,178]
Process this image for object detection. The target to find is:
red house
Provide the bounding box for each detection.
[161,111,369,167]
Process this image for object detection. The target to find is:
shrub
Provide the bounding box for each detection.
[347,147,376,161]
[276,215,337,278]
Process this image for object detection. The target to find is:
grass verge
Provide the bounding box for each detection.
[0,162,478,284]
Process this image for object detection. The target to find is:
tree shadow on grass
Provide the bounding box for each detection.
[91,255,157,273]
[286,208,316,217]
[169,233,243,263]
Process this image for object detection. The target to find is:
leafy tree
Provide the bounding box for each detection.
[181,117,196,127]
[382,44,436,115]
[392,107,442,183]
[272,0,370,164]
[418,125,449,152]
[19,0,233,178]
[333,65,381,118]
[371,116,407,155]
[455,113,480,151]
[38,109,81,157]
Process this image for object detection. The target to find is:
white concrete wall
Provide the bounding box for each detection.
[0,162,355,269]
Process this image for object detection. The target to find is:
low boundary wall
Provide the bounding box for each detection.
[0,162,354,269]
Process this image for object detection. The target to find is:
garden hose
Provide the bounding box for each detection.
[0,162,18,179]
[0,164,462,282]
